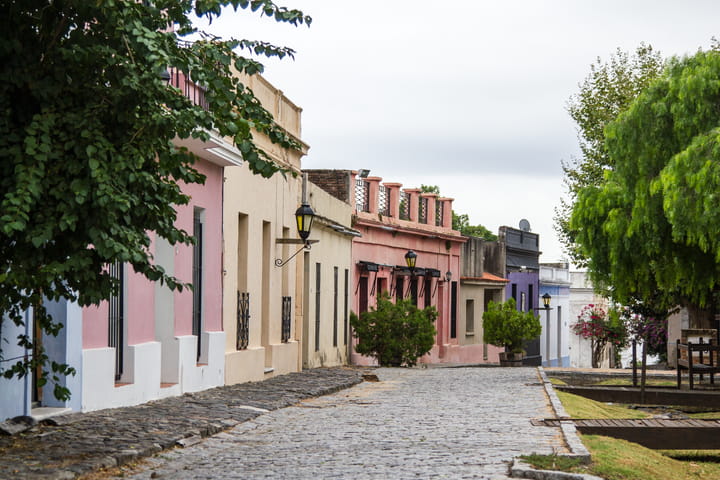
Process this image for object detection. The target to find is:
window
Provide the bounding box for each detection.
[450,281,458,338]
[192,208,204,361]
[315,263,321,352]
[466,299,475,334]
[333,267,338,347]
[396,277,405,301]
[108,261,124,380]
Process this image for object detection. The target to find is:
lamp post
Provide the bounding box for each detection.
[275,201,316,267]
[404,250,417,274]
[541,293,552,366]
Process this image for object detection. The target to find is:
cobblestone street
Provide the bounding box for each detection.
[113,367,564,480]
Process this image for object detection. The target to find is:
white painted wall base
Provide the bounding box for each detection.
[176,332,225,393]
[81,332,224,412]
[81,342,161,412]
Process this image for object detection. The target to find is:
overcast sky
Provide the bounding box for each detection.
[197,1,720,264]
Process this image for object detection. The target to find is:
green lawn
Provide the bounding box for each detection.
[521,389,720,479]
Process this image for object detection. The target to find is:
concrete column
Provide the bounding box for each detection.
[365,177,382,214]
[383,182,402,218]
[440,197,454,229]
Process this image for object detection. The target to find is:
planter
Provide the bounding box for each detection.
[499,351,524,367]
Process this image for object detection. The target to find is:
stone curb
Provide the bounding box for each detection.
[0,367,364,480]
[511,458,604,480]
[537,367,592,463]
[509,368,597,480]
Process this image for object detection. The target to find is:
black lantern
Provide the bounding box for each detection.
[404,250,417,273]
[542,293,551,309]
[295,203,315,241]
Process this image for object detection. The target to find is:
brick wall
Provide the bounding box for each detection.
[305,170,352,204]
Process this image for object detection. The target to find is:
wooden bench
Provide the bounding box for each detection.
[676,339,720,389]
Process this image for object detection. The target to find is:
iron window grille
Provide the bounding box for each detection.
[236,291,250,350]
[281,296,292,343]
[108,261,124,381]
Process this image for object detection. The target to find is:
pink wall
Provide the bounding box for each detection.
[173,160,224,335]
[351,224,463,365]
[82,159,224,348]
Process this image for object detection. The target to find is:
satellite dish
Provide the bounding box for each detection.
[519,219,531,232]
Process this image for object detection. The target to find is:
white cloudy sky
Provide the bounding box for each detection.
[197,1,720,263]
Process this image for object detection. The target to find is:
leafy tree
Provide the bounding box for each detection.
[0,0,309,399]
[452,212,497,240]
[482,298,541,353]
[570,49,720,326]
[350,293,437,367]
[419,185,496,240]
[556,44,664,266]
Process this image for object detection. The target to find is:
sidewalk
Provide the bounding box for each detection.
[0,367,363,480]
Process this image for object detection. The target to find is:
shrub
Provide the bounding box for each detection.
[350,293,437,367]
[483,298,541,353]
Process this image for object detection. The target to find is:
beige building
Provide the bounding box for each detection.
[222,75,309,384]
[458,236,508,363]
[301,180,358,368]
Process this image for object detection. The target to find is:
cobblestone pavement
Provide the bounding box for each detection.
[0,368,362,480]
[112,367,564,480]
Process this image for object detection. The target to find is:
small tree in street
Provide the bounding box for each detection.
[350,293,437,367]
[483,298,541,354]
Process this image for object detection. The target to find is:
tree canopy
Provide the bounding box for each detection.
[419,185,497,240]
[556,44,664,266]
[1,0,309,398]
[570,49,720,316]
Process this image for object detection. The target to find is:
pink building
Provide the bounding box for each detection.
[78,72,242,411]
[307,170,498,365]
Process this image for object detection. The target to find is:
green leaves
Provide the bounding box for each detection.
[1,0,308,400]
[482,298,541,352]
[350,293,437,367]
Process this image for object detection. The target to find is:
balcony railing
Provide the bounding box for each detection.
[378,185,390,217]
[355,179,370,213]
[435,200,444,227]
[399,191,410,220]
[281,296,292,343]
[237,291,250,350]
[419,197,428,224]
[167,67,209,111]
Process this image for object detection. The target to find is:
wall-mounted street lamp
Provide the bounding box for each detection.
[542,293,552,309]
[404,250,417,275]
[295,202,315,242]
[276,174,317,268]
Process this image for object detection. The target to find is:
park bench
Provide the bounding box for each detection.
[676,338,720,389]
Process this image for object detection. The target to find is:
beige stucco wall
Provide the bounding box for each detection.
[222,74,307,385]
[302,182,355,368]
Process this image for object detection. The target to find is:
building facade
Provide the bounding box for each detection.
[539,263,571,367]
[499,224,541,365]
[458,237,508,363]
[308,171,466,365]
[222,74,309,385]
